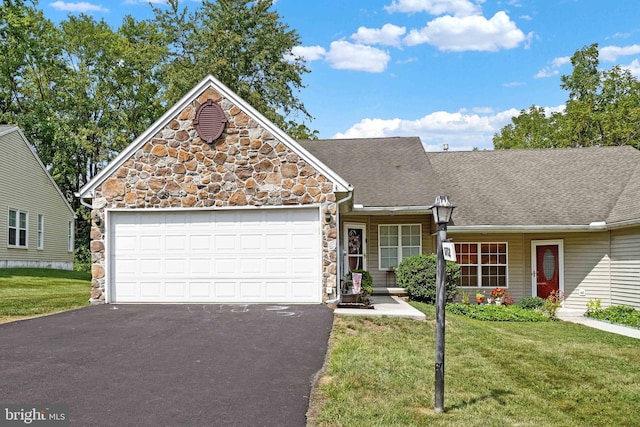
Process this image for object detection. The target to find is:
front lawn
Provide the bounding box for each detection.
[0,268,90,323]
[308,302,640,427]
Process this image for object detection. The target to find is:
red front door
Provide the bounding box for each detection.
[535,245,559,299]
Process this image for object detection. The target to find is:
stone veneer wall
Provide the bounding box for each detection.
[89,87,337,304]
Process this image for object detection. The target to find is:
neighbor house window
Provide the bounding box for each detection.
[8,209,28,248]
[379,224,421,269]
[68,221,74,252]
[455,243,508,287]
[37,214,44,249]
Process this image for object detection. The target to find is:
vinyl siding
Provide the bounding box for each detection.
[611,226,640,309]
[447,233,527,302]
[340,214,433,287]
[446,231,611,308]
[0,129,74,268]
[520,232,611,309]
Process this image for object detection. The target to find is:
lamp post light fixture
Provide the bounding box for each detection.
[431,195,455,413]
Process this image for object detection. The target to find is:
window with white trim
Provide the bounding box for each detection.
[37,214,44,249]
[8,209,28,248]
[455,243,508,287]
[379,224,421,269]
[68,221,74,252]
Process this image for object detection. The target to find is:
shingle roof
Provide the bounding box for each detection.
[299,137,442,208]
[426,146,640,226]
[300,137,640,227]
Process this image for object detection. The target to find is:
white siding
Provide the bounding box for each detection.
[611,227,640,309]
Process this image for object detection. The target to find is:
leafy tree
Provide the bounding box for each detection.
[494,43,640,150]
[493,105,560,149]
[152,0,316,139]
[0,0,318,266]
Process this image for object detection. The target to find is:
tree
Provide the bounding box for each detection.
[493,105,559,149]
[493,43,640,150]
[151,0,316,139]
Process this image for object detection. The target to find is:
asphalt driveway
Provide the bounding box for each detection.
[0,304,334,426]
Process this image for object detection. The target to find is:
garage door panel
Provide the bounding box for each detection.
[110,208,321,303]
[189,282,210,297]
[190,258,211,274]
[165,282,186,297]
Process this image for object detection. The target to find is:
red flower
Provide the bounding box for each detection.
[490,287,506,299]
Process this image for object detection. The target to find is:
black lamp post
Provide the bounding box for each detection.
[431,195,455,413]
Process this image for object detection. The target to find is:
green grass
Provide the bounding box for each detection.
[0,268,91,323]
[308,302,640,427]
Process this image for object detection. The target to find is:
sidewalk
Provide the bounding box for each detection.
[557,308,640,339]
[334,295,426,321]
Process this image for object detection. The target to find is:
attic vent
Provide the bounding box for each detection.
[194,100,227,143]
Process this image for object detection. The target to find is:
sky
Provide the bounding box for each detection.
[42,0,640,151]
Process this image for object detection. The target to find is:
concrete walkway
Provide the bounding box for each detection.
[557,308,640,339]
[334,295,426,321]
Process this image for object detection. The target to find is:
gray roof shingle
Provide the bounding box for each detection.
[300,136,640,227]
[427,146,640,226]
[299,137,443,208]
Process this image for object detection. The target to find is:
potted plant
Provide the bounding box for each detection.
[342,269,373,305]
[476,291,485,304]
[490,287,506,305]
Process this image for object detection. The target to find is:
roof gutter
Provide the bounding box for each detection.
[352,205,433,214]
[447,222,611,233]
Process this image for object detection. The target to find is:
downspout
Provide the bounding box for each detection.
[325,191,353,304]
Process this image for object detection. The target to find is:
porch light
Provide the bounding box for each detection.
[431,195,455,414]
[431,195,455,225]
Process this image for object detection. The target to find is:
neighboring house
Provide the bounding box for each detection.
[0,125,75,270]
[78,75,640,310]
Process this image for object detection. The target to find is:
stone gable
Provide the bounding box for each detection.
[89,87,338,303]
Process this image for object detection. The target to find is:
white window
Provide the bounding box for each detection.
[68,220,74,252]
[455,243,508,287]
[8,209,28,248]
[37,214,44,249]
[378,224,421,270]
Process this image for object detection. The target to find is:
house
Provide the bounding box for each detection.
[78,75,640,310]
[305,141,640,311]
[0,125,75,270]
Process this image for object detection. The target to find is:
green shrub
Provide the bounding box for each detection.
[447,303,549,322]
[396,254,459,304]
[541,290,564,320]
[517,296,545,310]
[347,269,373,295]
[587,305,640,329]
[586,298,602,315]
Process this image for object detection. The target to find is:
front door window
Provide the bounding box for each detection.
[345,224,366,272]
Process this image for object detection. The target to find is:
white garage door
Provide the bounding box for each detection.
[109,208,322,303]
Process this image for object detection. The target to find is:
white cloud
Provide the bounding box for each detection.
[623,59,640,78]
[404,11,529,51]
[290,45,327,61]
[49,1,108,12]
[599,44,640,62]
[534,56,570,78]
[333,107,522,151]
[385,0,482,17]
[324,41,391,73]
[351,24,407,47]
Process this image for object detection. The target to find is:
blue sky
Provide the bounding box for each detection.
[43,0,640,151]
